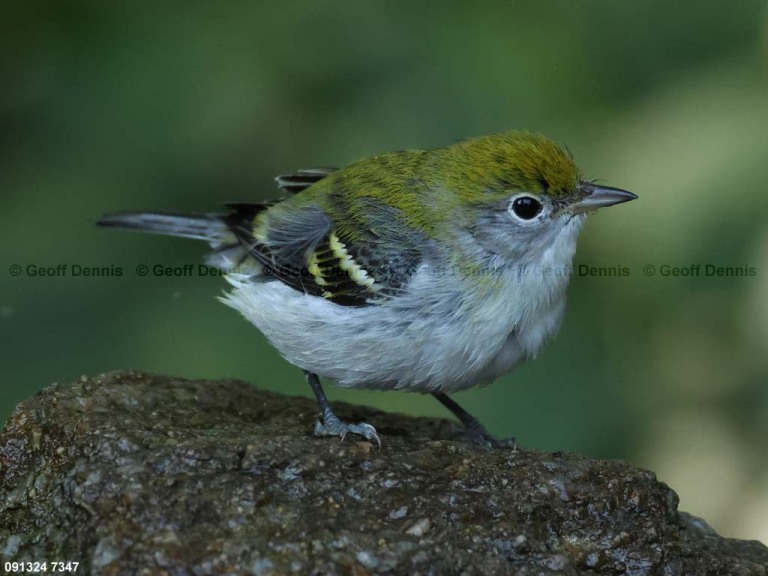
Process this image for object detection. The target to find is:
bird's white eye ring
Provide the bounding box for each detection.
[509,195,543,221]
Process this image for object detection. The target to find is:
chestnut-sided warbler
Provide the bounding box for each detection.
[98,131,636,448]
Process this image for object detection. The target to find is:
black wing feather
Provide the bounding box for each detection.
[220,177,425,307]
[275,168,338,194]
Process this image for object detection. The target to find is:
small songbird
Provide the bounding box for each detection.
[97,131,636,448]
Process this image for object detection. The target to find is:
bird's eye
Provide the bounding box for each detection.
[511,196,543,220]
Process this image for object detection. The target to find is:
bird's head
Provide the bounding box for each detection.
[440,131,637,265]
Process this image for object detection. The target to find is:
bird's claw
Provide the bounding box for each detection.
[487,435,517,450]
[314,414,381,449]
[467,428,517,450]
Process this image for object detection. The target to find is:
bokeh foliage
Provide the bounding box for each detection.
[2,0,767,542]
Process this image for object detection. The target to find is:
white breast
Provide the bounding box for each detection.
[220,221,581,394]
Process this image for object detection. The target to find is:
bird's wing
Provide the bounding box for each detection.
[223,196,429,307]
[274,168,338,194]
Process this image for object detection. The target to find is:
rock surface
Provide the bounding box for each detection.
[0,371,766,575]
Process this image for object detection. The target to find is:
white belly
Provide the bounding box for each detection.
[220,259,570,393]
[220,211,581,393]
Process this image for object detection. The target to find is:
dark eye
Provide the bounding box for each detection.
[511,196,543,220]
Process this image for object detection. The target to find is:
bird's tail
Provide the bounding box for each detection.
[97,210,251,271]
[96,211,231,244]
[97,204,272,271]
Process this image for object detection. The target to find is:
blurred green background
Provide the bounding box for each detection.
[2,1,767,543]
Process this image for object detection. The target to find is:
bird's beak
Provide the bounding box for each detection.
[568,184,638,215]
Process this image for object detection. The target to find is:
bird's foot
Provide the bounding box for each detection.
[314,411,381,449]
[466,426,517,450]
[431,393,517,450]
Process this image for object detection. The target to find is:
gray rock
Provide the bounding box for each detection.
[1,371,766,575]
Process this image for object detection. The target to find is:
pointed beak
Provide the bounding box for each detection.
[568,184,638,215]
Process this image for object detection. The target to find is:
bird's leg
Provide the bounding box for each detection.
[432,392,516,449]
[305,371,381,448]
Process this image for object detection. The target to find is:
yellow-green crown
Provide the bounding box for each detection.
[440,131,582,202]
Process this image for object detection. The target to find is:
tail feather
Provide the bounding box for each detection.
[96,211,229,244]
[97,204,273,272]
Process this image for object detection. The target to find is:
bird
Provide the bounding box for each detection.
[97,130,637,448]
